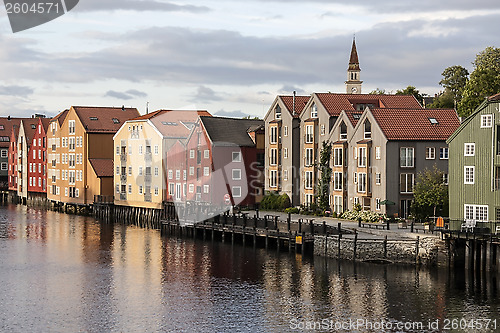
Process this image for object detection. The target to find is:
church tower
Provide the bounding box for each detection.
[345,37,362,94]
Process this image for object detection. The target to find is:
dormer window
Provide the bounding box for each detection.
[340,122,347,140]
[311,103,318,118]
[275,105,281,119]
[112,118,120,124]
[364,120,371,139]
[429,118,438,125]
[89,117,98,121]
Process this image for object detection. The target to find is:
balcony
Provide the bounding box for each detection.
[145,152,152,163]
[120,154,127,162]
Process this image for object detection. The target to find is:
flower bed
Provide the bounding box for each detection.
[340,209,386,223]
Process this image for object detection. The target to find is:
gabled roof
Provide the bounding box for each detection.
[146,110,212,138]
[370,108,460,141]
[0,117,39,148]
[200,116,264,147]
[51,109,69,127]
[89,158,114,177]
[73,106,140,133]
[314,93,422,117]
[279,95,310,118]
[344,110,364,127]
[20,118,43,143]
[488,92,500,101]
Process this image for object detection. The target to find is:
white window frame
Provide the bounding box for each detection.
[270,126,278,144]
[305,148,313,167]
[305,171,313,189]
[358,147,366,167]
[232,169,241,180]
[283,126,288,137]
[270,148,277,166]
[440,147,449,159]
[464,204,488,222]
[481,114,493,128]
[400,173,414,193]
[190,149,195,159]
[204,150,209,159]
[333,172,342,191]
[464,143,475,156]
[425,147,435,160]
[269,170,277,188]
[203,167,210,177]
[375,173,381,185]
[376,198,381,211]
[232,186,242,198]
[232,151,242,162]
[305,125,314,143]
[375,146,381,160]
[464,166,475,184]
[357,173,367,193]
[283,148,288,159]
[400,147,414,168]
[333,147,343,167]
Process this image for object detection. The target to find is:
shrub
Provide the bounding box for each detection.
[260,192,291,211]
[278,194,291,210]
[340,209,386,222]
[285,207,299,214]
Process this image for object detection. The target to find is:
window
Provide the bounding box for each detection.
[358,147,366,167]
[333,148,343,167]
[269,170,277,188]
[232,186,242,198]
[139,185,143,195]
[154,186,159,196]
[116,146,120,155]
[183,170,186,180]
[168,183,174,196]
[116,166,120,175]
[305,148,313,166]
[128,184,132,194]
[442,173,449,185]
[116,185,120,193]
[275,105,281,119]
[176,170,181,180]
[464,143,475,156]
[203,167,210,176]
[204,185,210,194]
[232,169,241,180]
[270,148,277,165]
[204,150,209,159]
[139,145,143,155]
[190,150,195,159]
[375,173,381,185]
[283,170,288,181]
[333,172,342,191]
[128,166,132,176]
[320,124,325,136]
[464,166,475,184]
[154,167,159,177]
[270,126,278,144]
[168,169,172,179]
[89,117,98,121]
[283,126,288,137]
[426,147,435,159]
[232,152,241,162]
[283,148,288,159]
[375,147,381,160]
[400,173,414,193]
[0,150,6,158]
[353,147,357,160]
[340,122,347,140]
[68,120,75,134]
[440,147,449,159]
[305,125,314,143]
[333,195,342,214]
[357,173,367,193]
[464,204,488,221]
[353,172,358,184]
[189,167,194,176]
[364,120,371,139]
[376,198,381,211]
[481,114,493,128]
[189,184,194,193]
[154,145,159,155]
[400,147,414,168]
[305,171,313,189]
[428,118,438,125]
[311,103,318,118]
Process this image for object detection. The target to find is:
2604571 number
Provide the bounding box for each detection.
[442,318,497,330]
[5,2,60,14]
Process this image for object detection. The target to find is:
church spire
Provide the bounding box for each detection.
[345,36,362,94]
[348,37,360,71]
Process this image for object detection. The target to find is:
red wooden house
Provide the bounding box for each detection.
[27,117,50,194]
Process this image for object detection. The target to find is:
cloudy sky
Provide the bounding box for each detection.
[0,0,498,118]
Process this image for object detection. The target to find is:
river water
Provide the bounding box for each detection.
[0,204,499,332]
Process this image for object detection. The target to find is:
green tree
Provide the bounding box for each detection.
[458,47,500,117]
[428,90,454,109]
[439,65,469,108]
[396,85,424,105]
[316,141,332,212]
[413,166,448,220]
[369,88,386,95]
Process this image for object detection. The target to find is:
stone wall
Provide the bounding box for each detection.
[314,235,448,266]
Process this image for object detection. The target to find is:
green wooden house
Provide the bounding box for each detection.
[446,92,500,231]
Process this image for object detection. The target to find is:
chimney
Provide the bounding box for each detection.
[122,105,125,111]
[293,91,296,115]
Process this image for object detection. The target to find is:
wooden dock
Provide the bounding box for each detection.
[160,212,350,254]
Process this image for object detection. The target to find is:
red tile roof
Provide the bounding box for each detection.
[73,106,140,133]
[21,118,43,143]
[344,110,363,127]
[0,117,37,148]
[488,92,500,101]
[279,95,311,118]
[370,108,460,141]
[89,158,114,177]
[315,93,422,117]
